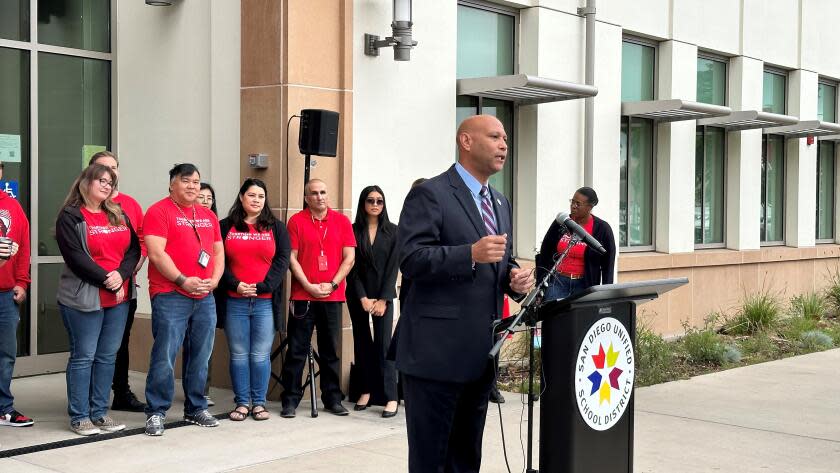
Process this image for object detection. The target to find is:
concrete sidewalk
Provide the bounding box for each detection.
[1,349,838,472]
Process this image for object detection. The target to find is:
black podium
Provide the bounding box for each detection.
[537,278,687,473]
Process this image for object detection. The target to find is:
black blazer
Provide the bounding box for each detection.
[347,221,399,301]
[396,165,519,383]
[217,218,291,331]
[535,215,616,290]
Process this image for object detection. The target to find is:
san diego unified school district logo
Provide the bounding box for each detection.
[574,317,635,431]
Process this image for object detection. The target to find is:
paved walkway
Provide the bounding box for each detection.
[1,349,838,472]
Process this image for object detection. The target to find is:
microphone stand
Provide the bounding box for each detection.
[490,234,580,473]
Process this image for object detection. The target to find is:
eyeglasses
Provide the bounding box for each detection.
[98,178,114,189]
[365,198,384,206]
[569,199,589,208]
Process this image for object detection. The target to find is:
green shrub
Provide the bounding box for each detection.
[726,289,782,335]
[824,267,840,318]
[737,332,781,360]
[635,322,674,386]
[682,327,728,366]
[789,292,826,321]
[799,330,835,351]
[779,315,819,342]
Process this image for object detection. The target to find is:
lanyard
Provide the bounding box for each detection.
[171,198,203,245]
[311,212,328,255]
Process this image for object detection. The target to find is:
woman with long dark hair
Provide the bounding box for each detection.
[55,164,140,435]
[536,186,616,300]
[220,178,290,421]
[347,186,400,417]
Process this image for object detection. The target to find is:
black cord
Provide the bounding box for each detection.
[498,401,513,473]
[284,114,300,222]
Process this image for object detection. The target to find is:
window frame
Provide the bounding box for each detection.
[763,66,788,115]
[456,0,518,253]
[0,0,116,368]
[816,141,836,244]
[694,125,727,249]
[760,134,786,246]
[818,78,838,124]
[696,51,728,106]
[619,36,658,252]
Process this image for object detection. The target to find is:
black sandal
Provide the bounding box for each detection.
[229,405,250,421]
[251,405,270,421]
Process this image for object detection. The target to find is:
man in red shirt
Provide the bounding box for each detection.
[280,179,356,418]
[88,151,148,413]
[0,161,33,427]
[142,164,224,436]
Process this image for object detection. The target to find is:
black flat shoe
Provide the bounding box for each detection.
[112,391,146,412]
[325,403,349,416]
[381,407,398,418]
[489,386,505,404]
[353,403,369,411]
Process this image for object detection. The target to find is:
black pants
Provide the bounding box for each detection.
[403,363,495,473]
[280,301,343,407]
[112,298,138,395]
[348,298,397,403]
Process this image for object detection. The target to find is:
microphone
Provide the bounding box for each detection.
[555,212,607,255]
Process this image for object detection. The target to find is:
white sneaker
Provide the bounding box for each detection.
[70,419,101,436]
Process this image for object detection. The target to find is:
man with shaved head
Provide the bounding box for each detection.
[397,115,534,471]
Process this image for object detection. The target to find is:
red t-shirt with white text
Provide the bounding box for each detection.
[287,208,356,302]
[556,217,594,277]
[225,224,275,298]
[113,192,146,257]
[80,207,131,308]
[144,197,222,299]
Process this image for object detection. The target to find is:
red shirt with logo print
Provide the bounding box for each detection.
[80,207,132,308]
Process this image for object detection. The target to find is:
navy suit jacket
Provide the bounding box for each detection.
[396,165,518,383]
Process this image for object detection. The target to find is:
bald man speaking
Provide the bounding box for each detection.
[396,115,534,472]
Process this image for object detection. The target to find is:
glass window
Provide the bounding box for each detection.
[695,127,725,245]
[0,0,30,41]
[0,47,31,356]
[619,117,654,247]
[456,5,514,79]
[37,0,110,53]
[697,57,726,106]
[818,82,837,123]
[37,263,69,354]
[763,71,786,114]
[456,4,515,202]
[816,142,835,241]
[621,41,655,102]
[761,135,785,243]
[38,53,110,256]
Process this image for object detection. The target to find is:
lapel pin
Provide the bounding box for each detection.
[496,198,501,206]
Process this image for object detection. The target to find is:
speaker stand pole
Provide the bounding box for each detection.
[301,152,319,417]
[303,154,312,203]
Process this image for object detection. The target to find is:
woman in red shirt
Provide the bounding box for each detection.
[55,164,141,436]
[219,178,290,421]
[536,187,616,301]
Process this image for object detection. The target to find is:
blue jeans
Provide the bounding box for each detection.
[225,297,274,407]
[60,302,129,423]
[544,275,587,301]
[0,290,20,416]
[145,292,216,417]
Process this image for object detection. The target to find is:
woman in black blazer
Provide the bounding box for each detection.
[347,185,400,417]
[536,187,616,300]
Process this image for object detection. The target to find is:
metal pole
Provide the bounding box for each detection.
[582,0,597,186]
[526,325,537,473]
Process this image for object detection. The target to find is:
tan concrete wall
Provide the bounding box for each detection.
[619,247,840,337]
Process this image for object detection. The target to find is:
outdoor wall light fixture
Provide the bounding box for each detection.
[364,0,418,61]
[145,0,173,6]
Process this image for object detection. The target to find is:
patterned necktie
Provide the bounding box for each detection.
[479,186,498,235]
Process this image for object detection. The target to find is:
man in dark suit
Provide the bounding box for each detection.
[396,115,534,472]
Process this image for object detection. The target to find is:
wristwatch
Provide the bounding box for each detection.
[330,281,339,291]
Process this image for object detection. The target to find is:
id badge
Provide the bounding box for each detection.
[317,254,328,272]
[197,249,211,268]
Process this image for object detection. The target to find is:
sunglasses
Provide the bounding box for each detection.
[365,198,384,206]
